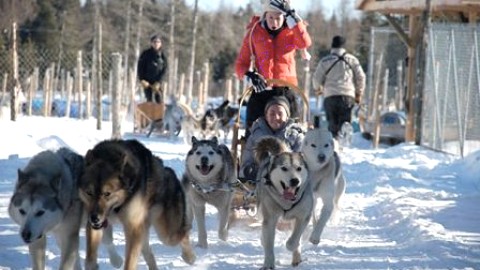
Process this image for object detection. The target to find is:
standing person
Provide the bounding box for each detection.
[235,0,312,134]
[240,96,305,180]
[137,34,168,103]
[312,35,366,139]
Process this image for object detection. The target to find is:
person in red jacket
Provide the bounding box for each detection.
[235,0,311,134]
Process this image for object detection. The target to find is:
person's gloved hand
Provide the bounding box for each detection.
[355,93,362,104]
[269,0,301,29]
[152,82,161,92]
[245,70,267,93]
[140,80,150,89]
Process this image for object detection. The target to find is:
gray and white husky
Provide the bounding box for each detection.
[301,128,346,245]
[8,148,122,270]
[182,136,236,248]
[254,136,313,270]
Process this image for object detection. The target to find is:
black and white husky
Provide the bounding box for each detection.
[182,136,236,248]
[8,148,122,270]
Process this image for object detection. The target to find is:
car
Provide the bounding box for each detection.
[362,111,406,145]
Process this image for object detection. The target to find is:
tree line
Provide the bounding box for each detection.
[0,0,387,96]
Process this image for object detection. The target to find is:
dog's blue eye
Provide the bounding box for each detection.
[311,144,316,148]
[35,210,45,217]
[19,209,26,215]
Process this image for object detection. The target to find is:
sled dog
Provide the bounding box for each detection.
[301,128,346,244]
[182,136,236,248]
[79,139,196,270]
[8,148,122,270]
[254,137,313,269]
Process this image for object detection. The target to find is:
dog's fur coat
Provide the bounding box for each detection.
[182,136,236,248]
[254,137,313,269]
[79,139,195,270]
[8,148,122,270]
[301,128,346,245]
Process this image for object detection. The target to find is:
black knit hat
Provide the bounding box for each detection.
[150,35,162,42]
[264,96,290,117]
[331,35,346,48]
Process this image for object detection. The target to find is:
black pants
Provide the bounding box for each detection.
[323,95,355,138]
[246,87,299,131]
[144,86,162,103]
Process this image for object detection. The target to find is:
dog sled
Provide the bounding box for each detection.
[230,78,310,215]
[134,100,183,138]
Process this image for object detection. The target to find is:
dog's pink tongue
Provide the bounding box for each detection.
[200,166,209,175]
[283,189,296,201]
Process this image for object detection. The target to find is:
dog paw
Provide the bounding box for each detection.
[286,237,299,251]
[85,262,99,270]
[219,229,228,241]
[259,266,274,270]
[182,250,196,265]
[195,241,208,249]
[291,250,302,266]
[109,254,123,268]
[309,236,320,245]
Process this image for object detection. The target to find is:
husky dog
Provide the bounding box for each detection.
[163,98,186,138]
[254,137,313,269]
[301,128,346,245]
[8,148,122,270]
[182,136,236,248]
[79,139,196,270]
[204,100,239,142]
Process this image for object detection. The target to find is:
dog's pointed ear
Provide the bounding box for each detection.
[191,136,198,145]
[85,149,95,166]
[16,169,28,187]
[212,136,218,145]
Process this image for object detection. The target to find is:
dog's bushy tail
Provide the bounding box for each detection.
[253,136,290,165]
[152,164,190,246]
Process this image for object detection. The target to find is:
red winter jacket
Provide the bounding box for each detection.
[235,16,311,86]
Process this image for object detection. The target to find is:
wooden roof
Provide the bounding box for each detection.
[356,0,480,15]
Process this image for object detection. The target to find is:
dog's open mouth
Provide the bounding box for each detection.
[196,164,213,175]
[91,219,109,230]
[283,187,299,201]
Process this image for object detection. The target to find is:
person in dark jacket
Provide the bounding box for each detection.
[137,35,168,103]
[240,96,305,180]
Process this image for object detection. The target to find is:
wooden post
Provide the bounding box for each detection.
[86,80,92,118]
[76,50,83,119]
[178,72,185,100]
[111,53,122,139]
[233,75,239,105]
[43,67,51,116]
[225,78,232,102]
[11,22,19,121]
[96,9,103,129]
[66,71,72,118]
[202,61,209,108]
[405,15,419,142]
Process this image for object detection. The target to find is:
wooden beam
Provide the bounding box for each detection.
[359,0,480,14]
[384,14,413,47]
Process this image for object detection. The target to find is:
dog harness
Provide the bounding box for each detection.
[190,180,234,194]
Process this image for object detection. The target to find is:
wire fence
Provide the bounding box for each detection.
[422,23,480,157]
[367,24,480,156]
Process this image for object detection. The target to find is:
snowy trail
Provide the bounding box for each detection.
[0,117,479,269]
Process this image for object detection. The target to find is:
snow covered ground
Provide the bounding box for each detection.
[0,116,479,269]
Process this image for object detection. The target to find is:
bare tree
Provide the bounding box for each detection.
[187,0,198,105]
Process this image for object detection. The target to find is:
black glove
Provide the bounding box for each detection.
[269,0,300,28]
[245,70,267,93]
